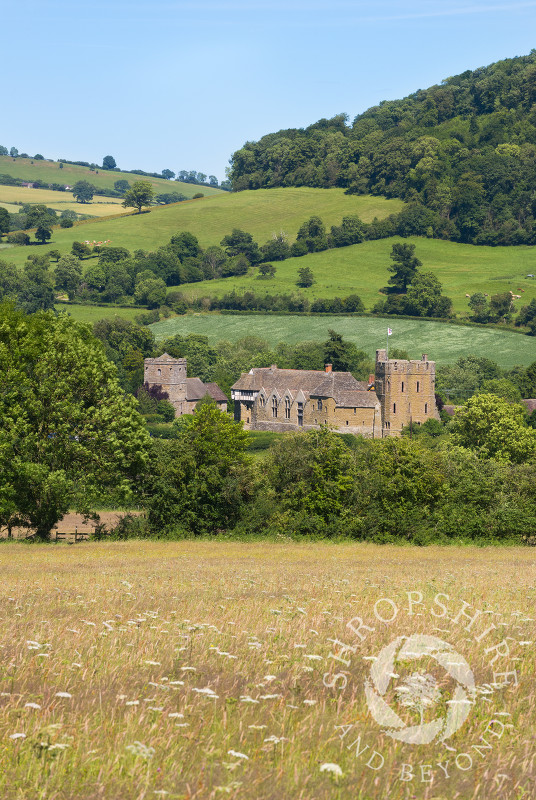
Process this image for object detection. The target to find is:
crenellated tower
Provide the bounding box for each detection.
[143,353,187,410]
[374,349,439,436]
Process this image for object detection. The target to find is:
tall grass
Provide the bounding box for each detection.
[0,540,533,799]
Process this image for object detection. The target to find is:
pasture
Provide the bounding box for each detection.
[54,304,142,324]
[151,313,536,368]
[1,188,402,268]
[0,184,127,217]
[174,235,536,316]
[0,539,533,800]
[0,155,224,197]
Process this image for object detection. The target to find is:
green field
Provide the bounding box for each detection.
[175,235,536,315]
[1,188,402,268]
[54,304,142,324]
[150,313,536,368]
[0,155,224,198]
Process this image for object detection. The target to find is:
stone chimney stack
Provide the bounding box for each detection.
[325,363,332,373]
[422,354,428,361]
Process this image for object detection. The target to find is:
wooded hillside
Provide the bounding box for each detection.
[229,52,536,246]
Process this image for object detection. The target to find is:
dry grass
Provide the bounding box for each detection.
[0,540,534,800]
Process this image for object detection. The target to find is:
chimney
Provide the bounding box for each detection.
[421,354,428,362]
[270,364,277,370]
[368,374,375,385]
[325,363,332,373]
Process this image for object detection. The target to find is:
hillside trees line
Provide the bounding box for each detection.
[229,52,536,246]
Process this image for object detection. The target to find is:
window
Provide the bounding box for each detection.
[272,397,278,418]
[318,399,323,411]
[416,381,420,393]
[425,403,428,414]
[393,402,396,414]
[157,368,161,376]
[401,381,404,392]
[346,420,349,426]
[285,397,291,419]
[354,408,356,414]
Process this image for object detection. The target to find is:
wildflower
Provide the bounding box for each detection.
[264,735,287,744]
[320,763,343,777]
[240,696,259,704]
[192,687,218,697]
[168,712,184,718]
[10,733,26,740]
[304,654,323,661]
[125,741,155,760]
[260,694,282,700]
[303,699,317,705]
[55,692,72,699]
[248,724,267,730]
[125,700,139,706]
[24,703,41,709]
[227,749,248,760]
[144,660,161,666]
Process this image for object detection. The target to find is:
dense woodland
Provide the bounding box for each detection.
[230,52,536,245]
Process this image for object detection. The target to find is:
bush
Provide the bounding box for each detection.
[7,231,30,245]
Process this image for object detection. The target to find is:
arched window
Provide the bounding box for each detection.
[285,397,291,419]
[318,399,323,411]
[272,397,278,418]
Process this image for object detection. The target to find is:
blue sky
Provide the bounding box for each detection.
[4,1,536,180]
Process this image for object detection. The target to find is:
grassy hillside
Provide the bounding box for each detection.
[174,236,536,315]
[54,304,142,324]
[1,188,402,267]
[0,184,126,217]
[0,155,223,197]
[150,313,536,368]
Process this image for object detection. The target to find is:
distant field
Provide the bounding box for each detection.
[0,155,224,197]
[0,540,533,800]
[0,184,126,217]
[1,188,402,268]
[151,313,536,368]
[175,236,536,315]
[54,304,141,324]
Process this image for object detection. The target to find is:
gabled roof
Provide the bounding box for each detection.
[232,367,379,408]
[204,382,228,403]
[145,352,184,364]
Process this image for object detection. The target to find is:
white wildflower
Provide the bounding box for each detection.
[168,712,184,718]
[24,702,41,709]
[260,694,282,700]
[144,660,161,666]
[125,741,155,760]
[240,696,259,704]
[55,692,72,699]
[303,699,317,705]
[10,733,26,740]
[227,749,248,760]
[304,654,323,661]
[320,763,343,777]
[125,700,139,706]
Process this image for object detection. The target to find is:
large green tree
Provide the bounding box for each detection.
[388,242,422,291]
[0,306,150,539]
[72,181,95,203]
[122,180,155,213]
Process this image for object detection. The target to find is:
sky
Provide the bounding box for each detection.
[4,1,536,181]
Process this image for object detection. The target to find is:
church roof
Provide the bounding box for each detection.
[204,382,228,403]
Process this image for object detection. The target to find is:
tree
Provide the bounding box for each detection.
[258,263,276,279]
[161,169,175,180]
[35,226,52,244]
[450,393,536,463]
[72,241,92,259]
[102,155,117,170]
[0,305,150,539]
[18,259,55,313]
[122,180,155,213]
[10,147,18,158]
[54,255,83,300]
[404,272,452,317]
[323,329,371,376]
[72,180,95,203]
[144,403,251,534]
[296,216,328,252]
[220,229,261,264]
[388,242,422,292]
[134,276,167,308]
[0,207,9,235]
[114,179,130,194]
[296,266,314,287]
[468,292,489,322]
[0,146,7,156]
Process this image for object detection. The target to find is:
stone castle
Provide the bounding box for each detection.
[231,349,439,437]
[143,354,227,417]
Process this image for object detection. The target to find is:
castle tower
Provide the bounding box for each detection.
[143,353,187,414]
[374,349,439,436]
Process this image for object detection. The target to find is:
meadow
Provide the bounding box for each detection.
[2,188,402,268]
[0,184,126,217]
[54,303,142,324]
[0,539,533,800]
[150,313,536,368]
[0,155,224,197]
[174,236,536,316]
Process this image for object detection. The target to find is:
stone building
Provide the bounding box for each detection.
[231,350,439,437]
[143,353,227,417]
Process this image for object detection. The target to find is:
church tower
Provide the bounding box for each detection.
[143,353,187,412]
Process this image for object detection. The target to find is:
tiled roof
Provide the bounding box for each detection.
[204,382,228,403]
[232,367,379,408]
[145,352,184,363]
[185,377,211,401]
